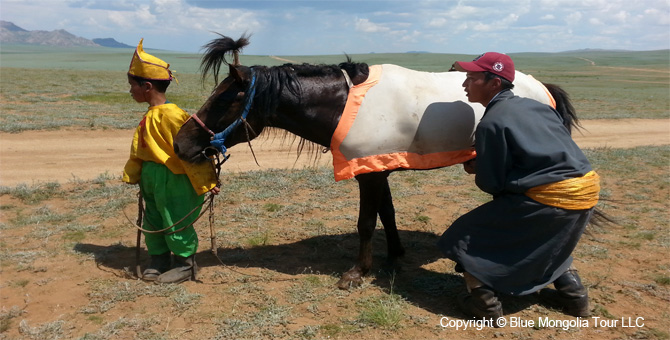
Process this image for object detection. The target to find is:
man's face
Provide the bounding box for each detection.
[461,71,494,106]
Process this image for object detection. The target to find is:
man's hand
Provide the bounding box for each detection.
[463,158,476,174]
[210,186,221,195]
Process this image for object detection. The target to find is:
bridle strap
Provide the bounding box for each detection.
[209,69,257,154]
[189,68,257,155]
[189,114,215,137]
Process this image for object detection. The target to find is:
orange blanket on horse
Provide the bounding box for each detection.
[330,64,556,181]
[331,65,477,181]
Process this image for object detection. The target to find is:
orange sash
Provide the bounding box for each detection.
[525,171,600,210]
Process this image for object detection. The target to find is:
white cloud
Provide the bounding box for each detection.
[644,8,669,25]
[355,18,390,33]
[181,6,261,33]
[613,10,629,23]
[565,11,583,26]
[427,18,447,28]
[395,30,421,44]
[471,13,519,32]
[445,3,479,20]
[107,10,132,28]
[589,18,604,26]
[135,5,158,24]
[153,0,182,15]
[0,0,667,54]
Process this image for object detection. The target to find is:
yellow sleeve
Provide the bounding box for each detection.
[122,125,143,184]
[123,158,143,184]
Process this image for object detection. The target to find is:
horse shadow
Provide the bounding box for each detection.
[74,229,539,318]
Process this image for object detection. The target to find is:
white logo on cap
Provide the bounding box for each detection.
[493,62,504,72]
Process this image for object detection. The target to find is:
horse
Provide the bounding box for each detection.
[173,34,579,289]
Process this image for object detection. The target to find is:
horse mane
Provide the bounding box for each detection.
[339,55,370,85]
[199,34,369,162]
[543,83,581,135]
[250,62,366,161]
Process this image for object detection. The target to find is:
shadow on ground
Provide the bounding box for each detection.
[74,229,541,318]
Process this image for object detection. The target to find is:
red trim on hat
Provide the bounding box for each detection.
[453,52,515,82]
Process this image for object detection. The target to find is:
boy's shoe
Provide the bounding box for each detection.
[142,252,171,281]
[156,255,198,284]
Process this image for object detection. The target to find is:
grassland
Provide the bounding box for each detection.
[0,146,668,339]
[1,46,668,132]
[0,45,669,339]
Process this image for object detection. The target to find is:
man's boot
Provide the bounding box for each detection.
[156,255,198,284]
[539,268,589,317]
[142,252,171,281]
[458,272,503,327]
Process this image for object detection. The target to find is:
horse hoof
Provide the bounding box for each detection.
[336,271,363,290]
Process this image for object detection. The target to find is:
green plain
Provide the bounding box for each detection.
[0,44,668,132]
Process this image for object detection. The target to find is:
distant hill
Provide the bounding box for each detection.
[559,48,631,53]
[0,21,97,47]
[92,38,132,48]
[1,21,28,32]
[0,21,130,48]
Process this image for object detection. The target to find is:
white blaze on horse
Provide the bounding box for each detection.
[174,34,576,289]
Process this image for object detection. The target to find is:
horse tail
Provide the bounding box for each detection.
[543,83,581,135]
[589,208,617,229]
[200,33,251,84]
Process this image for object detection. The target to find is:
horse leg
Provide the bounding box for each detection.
[378,177,405,273]
[336,172,386,290]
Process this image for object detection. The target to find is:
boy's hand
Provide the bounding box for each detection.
[210,186,220,195]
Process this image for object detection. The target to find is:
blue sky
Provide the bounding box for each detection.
[2,0,668,55]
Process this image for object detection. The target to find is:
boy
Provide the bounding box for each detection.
[123,39,219,284]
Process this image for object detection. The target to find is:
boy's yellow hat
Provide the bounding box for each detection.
[128,39,173,81]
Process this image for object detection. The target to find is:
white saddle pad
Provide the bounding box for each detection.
[331,64,554,181]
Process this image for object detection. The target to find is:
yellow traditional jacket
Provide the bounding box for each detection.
[123,103,217,195]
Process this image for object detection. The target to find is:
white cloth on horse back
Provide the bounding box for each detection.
[330,64,556,181]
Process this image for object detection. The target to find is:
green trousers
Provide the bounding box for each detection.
[140,162,204,257]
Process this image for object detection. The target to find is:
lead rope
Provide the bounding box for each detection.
[133,154,225,279]
[133,191,216,279]
[208,152,225,263]
[135,191,144,278]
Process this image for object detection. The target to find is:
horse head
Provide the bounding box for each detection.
[174,34,267,163]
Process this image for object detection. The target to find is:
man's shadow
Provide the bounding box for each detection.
[74,229,539,318]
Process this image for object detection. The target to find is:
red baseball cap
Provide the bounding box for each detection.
[452,52,515,82]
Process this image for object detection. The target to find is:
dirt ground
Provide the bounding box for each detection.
[0,118,669,340]
[1,119,668,186]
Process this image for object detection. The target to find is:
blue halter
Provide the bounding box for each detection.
[209,69,257,154]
